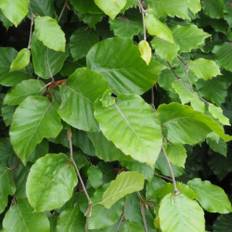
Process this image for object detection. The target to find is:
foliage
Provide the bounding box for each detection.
[0,0,232,231]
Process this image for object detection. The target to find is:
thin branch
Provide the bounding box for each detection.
[27,14,34,49]
[162,146,179,195]
[116,208,125,231]
[137,0,147,41]
[58,0,68,21]
[67,129,93,219]
[154,172,173,182]
[137,193,149,232]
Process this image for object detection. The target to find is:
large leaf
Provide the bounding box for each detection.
[202,0,224,19]
[213,43,232,72]
[94,0,127,19]
[145,14,174,43]
[87,37,159,95]
[158,103,231,145]
[173,24,210,52]
[94,94,163,166]
[0,165,15,213]
[4,79,44,106]
[34,16,66,52]
[10,96,63,164]
[26,153,78,212]
[159,193,205,232]
[0,0,29,26]
[30,0,55,17]
[101,171,144,208]
[58,68,108,131]
[188,178,232,213]
[31,35,67,79]
[2,200,50,232]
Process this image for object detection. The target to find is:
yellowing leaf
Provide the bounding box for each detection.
[138,40,152,65]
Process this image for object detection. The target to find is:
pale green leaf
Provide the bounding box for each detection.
[3,200,50,232]
[94,95,163,166]
[3,79,44,106]
[87,37,159,95]
[101,171,144,208]
[34,16,66,52]
[0,0,29,26]
[10,48,30,71]
[94,0,127,19]
[26,153,77,212]
[10,96,63,164]
[138,40,152,65]
[145,14,174,43]
[189,58,221,80]
[173,24,210,52]
[58,68,108,131]
[158,103,231,145]
[188,178,232,213]
[31,35,67,79]
[0,166,15,213]
[159,193,205,232]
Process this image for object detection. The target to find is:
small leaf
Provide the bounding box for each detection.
[3,199,50,232]
[34,16,66,52]
[145,14,174,43]
[26,153,78,212]
[188,178,232,213]
[87,166,103,189]
[101,171,144,208]
[159,193,205,232]
[138,40,152,65]
[10,96,63,164]
[10,48,30,71]
[94,95,163,166]
[189,58,221,80]
[0,0,29,26]
[202,0,224,19]
[94,0,127,19]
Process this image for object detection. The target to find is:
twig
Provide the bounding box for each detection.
[137,0,147,41]
[116,209,125,231]
[137,193,149,232]
[67,129,93,230]
[27,14,34,49]
[154,172,173,182]
[58,0,68,21]
[162,146,179,195]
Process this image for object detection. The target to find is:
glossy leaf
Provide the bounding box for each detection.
[34,16,66,52]
[188,178,232,213]
[159,193,205,232]
[87,37,158,95]
[26,153,78,212]
[10,96,63,164]
[101,171,144,208]
[94,94,163,166]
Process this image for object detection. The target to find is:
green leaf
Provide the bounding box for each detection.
[26,153,77,212]
[138,40,152,65]
[188,178,232,213]
[87,166,103,189]
[31,35,67,79]
[58,68,108,131]
[94,95,163,166]
[100,171,144,208]
[3,199,50,232]
[213,214,232,232]
[213,43,232,72]
[0,0,29,26]
[34,16,66,52]
[159,193,205,232]
[202,0,224,19]
[70,28,99,61]
[158,102,231,145]
[151,37,179,62]
[0,166,15,213]
[0,47,17,74]
[30,0,55,17]
[87,37,158,95]
[56,202,85,232]
[10,48,30,71]
[145,14,174,43]
[94,0,127,19]
[3,79,44,106]
[207,133,227,156]
[189,58,221,80]
[10,96,63,164]
[173,24,210,52]
[121,222,144,232]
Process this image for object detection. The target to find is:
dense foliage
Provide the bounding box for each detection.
[1,0,232,231]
